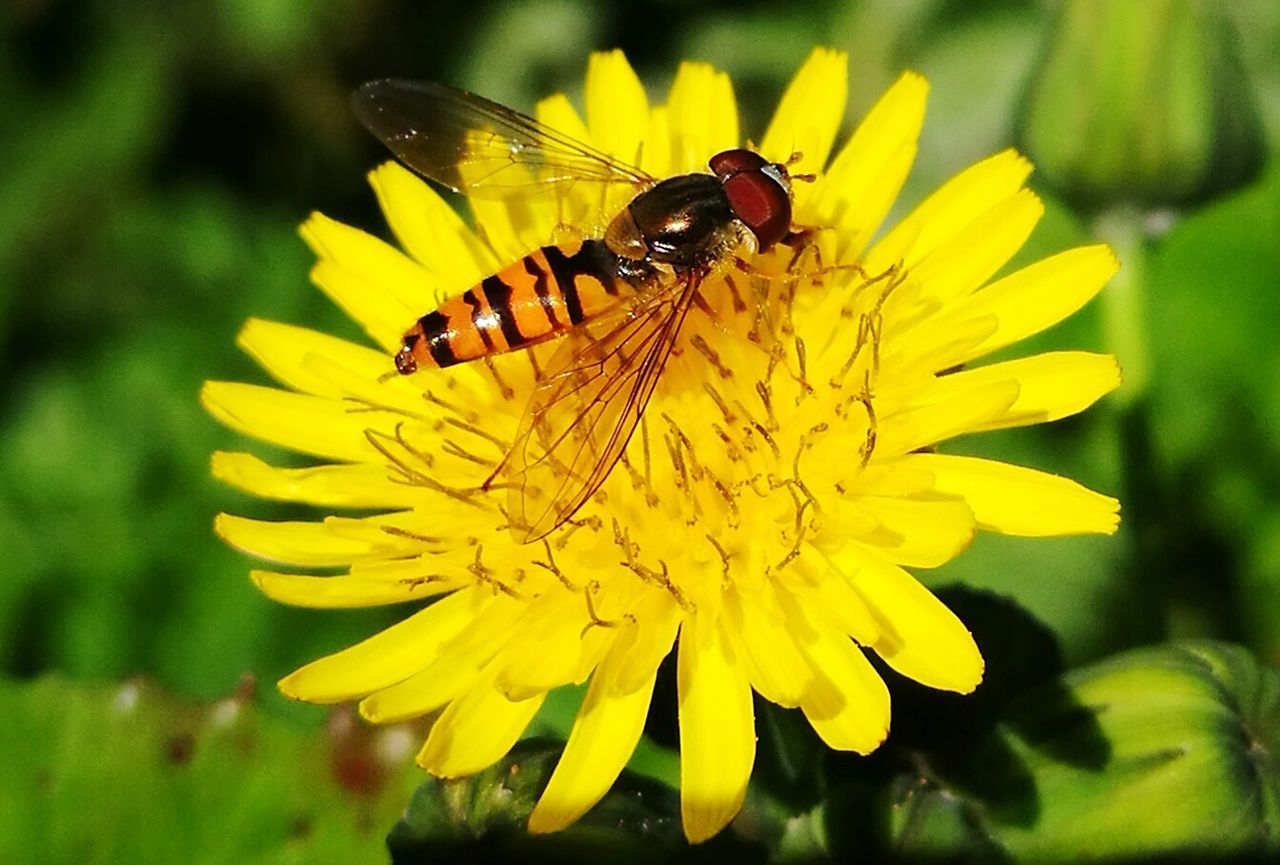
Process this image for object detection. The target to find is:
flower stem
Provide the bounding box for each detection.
[1095,206,1163,641]
[1095,206,1150,408]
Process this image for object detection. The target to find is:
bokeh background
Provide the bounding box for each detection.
[3,0,1278,862]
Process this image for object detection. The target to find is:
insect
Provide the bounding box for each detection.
[353,79,805,542]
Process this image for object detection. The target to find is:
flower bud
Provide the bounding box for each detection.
[889,642,1280,859]
[1018,0,1264,210]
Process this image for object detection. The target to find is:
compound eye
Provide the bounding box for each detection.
[709,148,768,179]
[723,171,790,251]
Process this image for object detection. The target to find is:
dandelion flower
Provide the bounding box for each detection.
[204,48,1121,843]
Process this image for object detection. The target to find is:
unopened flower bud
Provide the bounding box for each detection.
[1018,0,1264,210]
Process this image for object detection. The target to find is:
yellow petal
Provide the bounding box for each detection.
[211,451,420,509]
[202,381,381,462]
[368,161,496,290]
[606,590,682,695]
[845,552,983,693]
[864,149,1032,276]
[537,92,613,230]
[797,624,890,753]
[800,570,882,645]
[805,71,927,262]
[214,513,412,566]
[586,49,649,166]
[235,317,404,399]
[642,104,673,179]
[906,453,1121,536]
[359,653,483,723]
[875,380,1021,456]
[842,495,976,568]
[418,681,546,777]
[760,47,848,182]
[492,596,613,699]
[359,593,526,721]
[277,587,484,702]
[948,351,1121,431]
[904,188,1044,307]
[948,244,1119,362]
[723,587,812,707]
[528,650,657,833]
[467,185,555,265]
[251,569,462,609]
[678,616,755,843]
[537,92,591,140]
[885,314,1000,376]
[666,61,738,174]
[300,212,430,350]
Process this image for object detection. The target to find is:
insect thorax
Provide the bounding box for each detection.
[611,174,739,272]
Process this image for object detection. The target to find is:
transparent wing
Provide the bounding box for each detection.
[504,274,700,542]
[352,79,656,200]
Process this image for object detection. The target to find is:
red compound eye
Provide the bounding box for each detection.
[709,148,767,179]
[723,170,790,251]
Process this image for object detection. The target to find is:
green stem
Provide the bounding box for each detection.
[1094,206,1163,642]
[1095,207,1150,407]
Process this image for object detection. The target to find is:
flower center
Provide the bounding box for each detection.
[366,239,904,628]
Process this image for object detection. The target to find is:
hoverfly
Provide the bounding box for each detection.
[353,79,805,542]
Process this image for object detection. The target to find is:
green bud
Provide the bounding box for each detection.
[387,739,683,861]
[1018,0,1264,210]
[386,738,767,862]
[890,642,1280,860]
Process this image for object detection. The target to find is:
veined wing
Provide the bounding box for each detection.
[352,79,656,200]
[504,273,700,542]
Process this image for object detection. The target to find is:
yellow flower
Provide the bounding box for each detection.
[204,48,1120,843]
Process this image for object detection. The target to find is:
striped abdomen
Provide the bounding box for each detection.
[396,239,629,373]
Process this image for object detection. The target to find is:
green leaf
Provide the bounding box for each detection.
[0,674,425,865]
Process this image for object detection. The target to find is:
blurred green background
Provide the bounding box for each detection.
[2,0,1278,862]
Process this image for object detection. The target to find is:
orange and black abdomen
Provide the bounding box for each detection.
[397,239,627,373]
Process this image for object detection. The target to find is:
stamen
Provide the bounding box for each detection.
[640,416,655,498]
[664,431,689,493]
[533,539,577,591]
[398,574,447,591]
[690,335,733,379]
[580,580,633,638]
[379,526,443,545]
[792,337,814,402]
[468,544,520,598]
[612,519,691,610]
[772,491,811,574]
[554,514,603,550]
[364,427,432,481]
[857,371,878,468]
[524,346,543,383]
[482,356,516,401]
[709,474,740,528]
[423,390,479,423]
[443,416,509,451]
[706,534,732,583]
[791,422,827,518]
[394,423,437,472]
[663,414,705,483]
[710,422,744,462]
[723,273,749,313]
[441,439,496,467]
[342,396,423,420]
[364,427,489,509]
[702,382,736,424]
[754,380,779,431]
[751,421,781,460]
